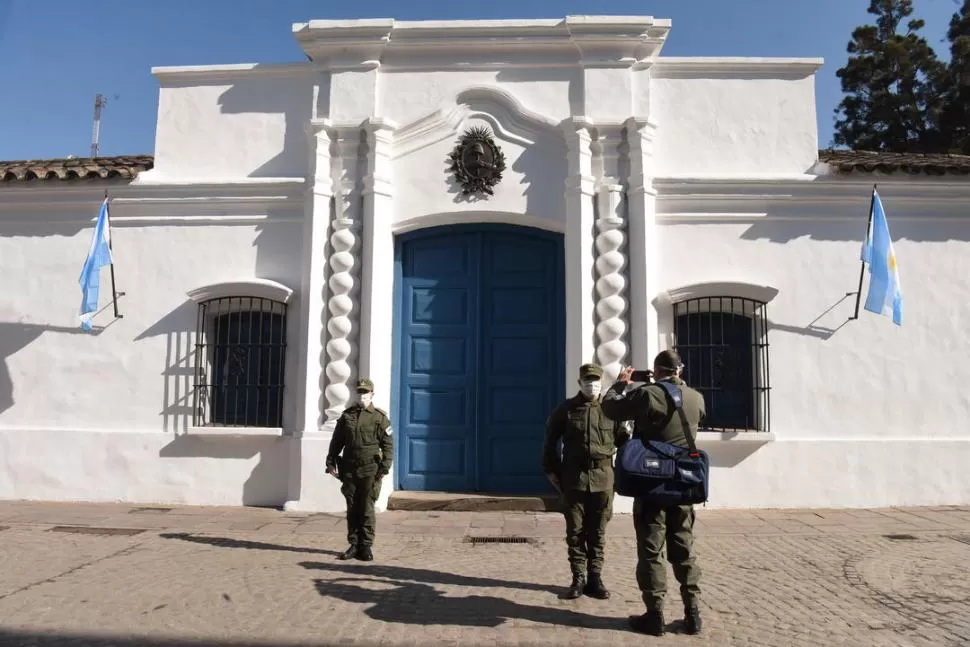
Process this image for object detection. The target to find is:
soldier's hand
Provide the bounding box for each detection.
[327,467,339,479]
[618,366,635,383]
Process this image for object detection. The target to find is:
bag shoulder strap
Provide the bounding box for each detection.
[656,381,698,453]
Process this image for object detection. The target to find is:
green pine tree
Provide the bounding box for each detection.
[942,0,970,153]
[833,0,947,152]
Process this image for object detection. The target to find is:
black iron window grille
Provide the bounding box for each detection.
[192,296,287,428]
[672,297,770,432]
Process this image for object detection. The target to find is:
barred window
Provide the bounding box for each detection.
[672,297,770,432]
[192,296,288,428]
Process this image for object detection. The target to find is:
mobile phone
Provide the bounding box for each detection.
[630,369,653,383]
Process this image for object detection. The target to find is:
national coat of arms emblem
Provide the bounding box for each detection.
[447,126,506,198]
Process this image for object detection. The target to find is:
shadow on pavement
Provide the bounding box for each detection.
[311,576,625,631]
[300,559,556,594]
[0,628,357,647]
[160,533,341,557]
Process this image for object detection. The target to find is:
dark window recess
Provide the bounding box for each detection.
[192,296,287,428]
[673,297,770,432]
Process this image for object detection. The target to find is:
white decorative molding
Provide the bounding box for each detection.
[298,119,336,434]
[392,211,566,235]
[186,278,294,304]
[293,19,394,70]
[324,216,358,423]
[594,185,628,384]
[151,62,314,83]
[624,117,659,370]
[653,176,970,222]
[657,281,780,307]
[323,126,363,425]
[0,180,306,220]
[185,426,284,437]
[565,15,671,66]
[649,57,825,79]
[358,117,398,415]
[562,117,598,392]
[293,16,671,71]
[391,85,563,160]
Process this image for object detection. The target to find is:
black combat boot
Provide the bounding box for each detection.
[684,606,702,635]
[565,573,585,599]
[629,609,665,636]
[357,545,374,561]
[583,572,610,599]
[338,545,357,560]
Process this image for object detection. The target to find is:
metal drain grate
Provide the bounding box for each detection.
[464,536,534,545]
[883,534,918,541]
[48,526,146,537]
[129,507,173,514]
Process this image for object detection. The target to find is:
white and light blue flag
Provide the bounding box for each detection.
[78,198,113,331]
[862,190,903,326]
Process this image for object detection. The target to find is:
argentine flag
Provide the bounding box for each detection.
[861,190,903,326]
[78,198,114,331]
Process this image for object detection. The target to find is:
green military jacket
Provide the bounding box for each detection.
[542,393,630,492]
[601,376,706,448]
[326,403,393,479]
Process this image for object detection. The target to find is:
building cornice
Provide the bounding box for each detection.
[648,57,825,79]
[0,178,306,225]
[654,175,970,222]
[151,62,315,84]
[293,15,671,70]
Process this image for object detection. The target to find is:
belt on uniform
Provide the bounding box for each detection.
[569,457,613,470]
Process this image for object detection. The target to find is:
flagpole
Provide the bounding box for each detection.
[105,190,123,319]
[850,183,877,320]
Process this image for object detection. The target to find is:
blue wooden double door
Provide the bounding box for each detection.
[394,224,565,494]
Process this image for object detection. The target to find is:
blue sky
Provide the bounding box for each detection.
[0,0,962,161]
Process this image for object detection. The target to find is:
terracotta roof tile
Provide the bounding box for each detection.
[0,155,154,183]
[818,149,970,176]
[2,150,969,183]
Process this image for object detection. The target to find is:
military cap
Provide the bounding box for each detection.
[579,363,603,379]
[356,378,374,393]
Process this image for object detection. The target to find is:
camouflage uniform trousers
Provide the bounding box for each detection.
[633,497,702,610]
[340,473,384,547]
[562,489,614,575]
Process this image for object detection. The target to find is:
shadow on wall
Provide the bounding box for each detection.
[132,216,304,508]
[134,300,196,433]
[0,319,115,418]
[216,69,312,179]
[704,437,772,469]
[158,434,300,508]
[740,208,970,244]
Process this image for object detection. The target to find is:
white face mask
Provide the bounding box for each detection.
[358,393,373,407]
[579,380,602,398]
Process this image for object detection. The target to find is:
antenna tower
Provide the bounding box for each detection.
[91,93,107,158]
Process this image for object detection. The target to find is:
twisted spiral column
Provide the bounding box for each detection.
[324,217,357,421]
[594,185,628,384]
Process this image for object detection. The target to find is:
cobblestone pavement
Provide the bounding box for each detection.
[0,502,969,646]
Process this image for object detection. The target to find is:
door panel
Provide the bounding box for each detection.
[398,234,478,491]
[396,225,564,494]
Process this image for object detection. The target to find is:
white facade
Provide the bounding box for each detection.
[1,16,968,513]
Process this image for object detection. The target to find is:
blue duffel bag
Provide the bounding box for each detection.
[614,381,710,506]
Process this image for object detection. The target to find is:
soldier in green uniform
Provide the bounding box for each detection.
[542,363,630,600]
[326,378,393,562]
[601,350,706,636]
